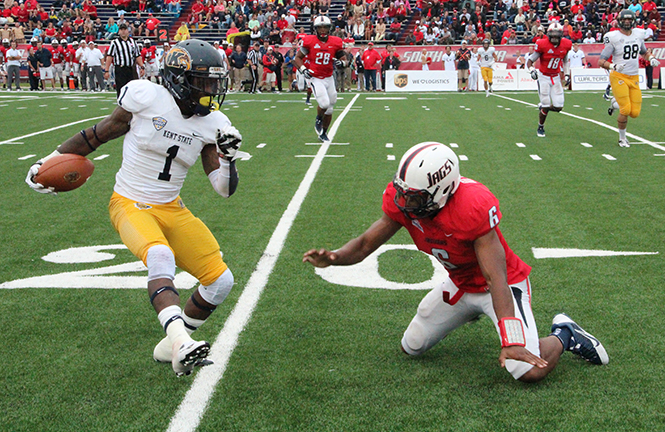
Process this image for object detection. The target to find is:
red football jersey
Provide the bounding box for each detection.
[301,34,343,79]
[64,47,75,63]
[382,178,531,293]
[51,46,64,64]
[535,37,572,76]
[141,46,156,61]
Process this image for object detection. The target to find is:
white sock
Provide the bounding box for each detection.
[157,305,191,348]
[619,129,627,140]
[183,313,206,335]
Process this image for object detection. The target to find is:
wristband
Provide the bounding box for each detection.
[498,317,526,348]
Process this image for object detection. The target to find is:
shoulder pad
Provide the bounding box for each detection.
[117,80,158,113]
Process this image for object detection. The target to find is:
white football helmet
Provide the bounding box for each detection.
[313,15,332,40]
[547,22,564,45]
[393,142,460,219]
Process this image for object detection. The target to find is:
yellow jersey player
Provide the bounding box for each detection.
[26,40,243,377]
[598,9,660,147]
[477,39,497,97]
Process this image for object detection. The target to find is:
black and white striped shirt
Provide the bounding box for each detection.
[107,37,140,67]
[247,49,261,66]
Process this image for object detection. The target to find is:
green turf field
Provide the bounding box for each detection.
[1,88,664,432]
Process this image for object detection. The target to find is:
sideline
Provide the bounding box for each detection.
[492,93,665,152]
[166,94,361,432]
[0,115,107,145]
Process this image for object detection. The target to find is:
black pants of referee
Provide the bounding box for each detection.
[249,66,259,93]
[115,65,139,96]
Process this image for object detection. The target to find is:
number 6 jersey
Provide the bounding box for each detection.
[382,177,531,293]
[115,79,231,204]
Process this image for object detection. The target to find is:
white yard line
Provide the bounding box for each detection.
[166,93,361,432]
[0,116,107,145]
[492,93,665,152]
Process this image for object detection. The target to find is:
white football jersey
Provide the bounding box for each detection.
[442,53,456,71]
[600,29,646,76]
[477,47,496,68]
[469,52,479,68]
[114,80,231,204]
[568,49,585,68]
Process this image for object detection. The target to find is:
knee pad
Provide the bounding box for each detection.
[198,268,234,306]
[401,320,429,356]
[619,103,632,117]
[630,106,641,118]
[325,106,334,115]
[146,244,176,281]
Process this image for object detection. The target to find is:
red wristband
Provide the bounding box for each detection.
[498,317,526,348]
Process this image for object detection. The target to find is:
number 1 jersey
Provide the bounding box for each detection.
[115,80,231,204]
[382,178,531,293]
[300,34,344,79]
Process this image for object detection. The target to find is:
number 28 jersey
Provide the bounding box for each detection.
[300,34,344,79]
[534,37,572,77]
[382,177,531,293]
[115,80,232,204]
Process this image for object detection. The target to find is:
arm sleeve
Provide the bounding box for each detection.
[208,158,239,198]
[529,51,541,62]
[639,39,647,55]
[599,37,614,60]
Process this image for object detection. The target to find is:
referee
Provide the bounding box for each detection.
[104,23,145,96]
[247,42,261,94]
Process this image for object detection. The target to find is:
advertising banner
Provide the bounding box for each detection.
[385,70,457,92]
[571,68,647,90]
[388,43,665,81]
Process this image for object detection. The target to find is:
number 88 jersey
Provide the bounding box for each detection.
[300,34,344,79]
[534,37,572,77]
[115,80,231,204]
[601,29,647,77]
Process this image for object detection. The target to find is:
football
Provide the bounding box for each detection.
[33,153,95,192]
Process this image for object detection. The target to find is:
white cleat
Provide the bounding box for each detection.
[153,336,173,363]
[172,340,211,377]
[618,138,630,148]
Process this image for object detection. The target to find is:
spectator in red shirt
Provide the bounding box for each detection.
[569,24,583,42]
[387,18,401,41]
[362,42,382,91]
[145,14,161,37]
[570,0,583,15]
[414,27,424,43]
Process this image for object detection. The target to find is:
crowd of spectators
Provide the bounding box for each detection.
[331,0,662,45]
[0,0,165,46]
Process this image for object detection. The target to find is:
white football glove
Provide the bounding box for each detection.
[299,65,313,79]
[650,57,660,67]
[25,150,60,196]
[610,63,625,73]
[216,125,243,161]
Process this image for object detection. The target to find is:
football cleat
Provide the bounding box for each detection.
[314,117,323,135]
[608,97,616,116]
[618,138,630,148]
[318,131,330,142]
[155,336,213,366]
[172,339,211,377]
[603,88,611,101]
[551,313,609,365]
[537,125,545,137]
